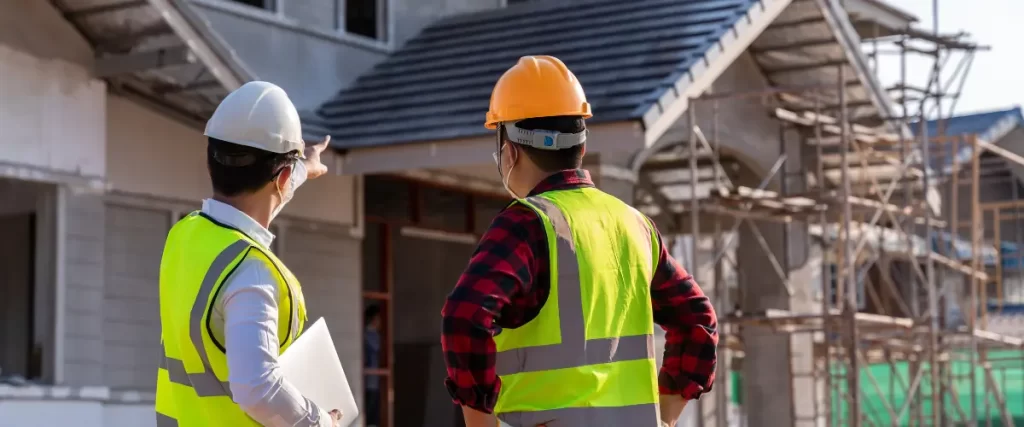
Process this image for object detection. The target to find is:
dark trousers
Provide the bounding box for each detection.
[365,389,381,426]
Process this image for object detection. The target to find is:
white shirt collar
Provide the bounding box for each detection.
[201,199,275,249]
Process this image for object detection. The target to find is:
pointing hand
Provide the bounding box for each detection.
[303,135,331,180]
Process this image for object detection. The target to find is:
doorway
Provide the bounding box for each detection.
[362,175,508,427]
[0,212,37,378]
[0,178,55,383]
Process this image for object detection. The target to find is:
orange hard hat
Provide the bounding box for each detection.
[484,55,592,129]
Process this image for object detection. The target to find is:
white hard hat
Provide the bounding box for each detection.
[205,81,305,157]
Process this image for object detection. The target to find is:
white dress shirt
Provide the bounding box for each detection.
[202,199,333,427]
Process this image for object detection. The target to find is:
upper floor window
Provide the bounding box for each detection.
[229,0,275,10]
[344,0,387,41]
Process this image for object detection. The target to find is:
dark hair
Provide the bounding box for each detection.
[504,116,586,172]
[207,137,300,197]
[364,304,381,324]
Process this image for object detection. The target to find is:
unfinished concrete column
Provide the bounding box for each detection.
[735,166,823,427]
[58,186,106,386]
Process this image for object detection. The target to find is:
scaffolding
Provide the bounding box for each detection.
[635,1,1024,426]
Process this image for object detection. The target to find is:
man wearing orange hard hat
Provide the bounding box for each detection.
[441,56,719,427]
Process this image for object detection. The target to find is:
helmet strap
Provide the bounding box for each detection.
[504,122,587,151]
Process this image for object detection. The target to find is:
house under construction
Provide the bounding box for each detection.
[630,1,1024,425]
[1,0,1022,426]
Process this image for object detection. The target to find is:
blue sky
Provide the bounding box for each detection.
[871,0,1023,117]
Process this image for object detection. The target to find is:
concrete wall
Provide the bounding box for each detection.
[280,225,365,426]
[0,0,92,68]
[686,55,791,178]
[189,0,507,109]
[0,2,370,424]
[0,1,365,399]
[189,0,383,111]
[0,7,105,184]
[191,0,389,109]
[61,191,108,386]
[105,95,359,226]
[102,204,170,390]
[0,391,154,427]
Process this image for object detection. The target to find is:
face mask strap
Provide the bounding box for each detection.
[270,159,307,222]
[494,123,521,200]
[495,123,504,176]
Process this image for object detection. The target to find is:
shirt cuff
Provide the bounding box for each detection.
[316,407,334,427]
[444,377,500,414]
[658,371,709,400]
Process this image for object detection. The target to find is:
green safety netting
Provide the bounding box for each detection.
[832,351,1024,426]
[729,351,1024,426]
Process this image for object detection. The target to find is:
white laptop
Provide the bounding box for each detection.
[279,317,360,427]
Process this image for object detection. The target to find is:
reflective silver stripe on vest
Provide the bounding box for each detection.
[495,197,660,426]
[160,239,250,398]
[160,344,232,397]
[155,412,178,427]
[499,403,659,427]
[495,196,656,377]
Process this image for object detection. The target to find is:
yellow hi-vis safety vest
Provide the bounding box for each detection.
[155,212,307,427]
[494,187,661,426]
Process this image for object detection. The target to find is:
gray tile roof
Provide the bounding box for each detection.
[304,0,759,149]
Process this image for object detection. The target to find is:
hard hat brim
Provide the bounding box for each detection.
[203,133,306,159]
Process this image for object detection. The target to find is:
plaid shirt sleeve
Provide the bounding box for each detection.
[440,203,545,414]
[650,224,719,399]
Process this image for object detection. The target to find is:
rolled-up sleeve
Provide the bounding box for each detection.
[216,258,333,427]
[649,227,719,399]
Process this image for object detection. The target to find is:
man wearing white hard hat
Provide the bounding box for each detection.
[154,81,343,427]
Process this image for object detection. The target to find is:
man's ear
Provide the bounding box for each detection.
[275,164,292,190]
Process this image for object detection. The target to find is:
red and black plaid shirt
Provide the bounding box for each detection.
[440,169,718,414]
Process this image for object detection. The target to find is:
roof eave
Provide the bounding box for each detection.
[332,120,644,175]
[154,0,255,91]
[636,0,795,149]
[56,0,255,128]
[635,0,906,148]
[843,0,918,38]
[813,0,905,137]
[989,110,1024,145]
